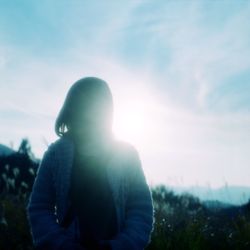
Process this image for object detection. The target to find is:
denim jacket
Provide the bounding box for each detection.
[26,136,154,250]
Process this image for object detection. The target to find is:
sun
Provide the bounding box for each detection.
[112,99,153,149]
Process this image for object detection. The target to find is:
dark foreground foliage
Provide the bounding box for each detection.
[146,185,250,250]
[0,139,250,250]
[0,194,32,250]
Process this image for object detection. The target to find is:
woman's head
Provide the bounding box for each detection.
[55,77,113,140]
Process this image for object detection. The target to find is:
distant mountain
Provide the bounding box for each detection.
[202,200,235,210]
[168,185,250,206]
[0,144,15,156]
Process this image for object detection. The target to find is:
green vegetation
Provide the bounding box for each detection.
[146,185,250,250]
[0,194,32,250]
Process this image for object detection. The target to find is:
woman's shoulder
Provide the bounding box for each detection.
[46,136,138,162]
[46,135,74,156]
[111,139,139,160]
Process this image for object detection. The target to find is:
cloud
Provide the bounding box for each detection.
[108,0,250,113]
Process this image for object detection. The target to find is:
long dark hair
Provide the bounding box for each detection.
[55,77,114,139]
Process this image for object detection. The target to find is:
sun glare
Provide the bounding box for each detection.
[113,99,154,149]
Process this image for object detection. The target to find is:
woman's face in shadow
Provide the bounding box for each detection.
[69,91,112,139]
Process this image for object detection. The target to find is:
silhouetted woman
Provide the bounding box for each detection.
[26,77,154,250]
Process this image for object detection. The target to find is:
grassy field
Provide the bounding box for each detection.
[147,185,250,250]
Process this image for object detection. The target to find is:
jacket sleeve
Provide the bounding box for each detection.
[109,147,154,250]
[26,144,80,250]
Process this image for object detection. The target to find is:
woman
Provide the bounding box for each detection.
[26,77,154,250]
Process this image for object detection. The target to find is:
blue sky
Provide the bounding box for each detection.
[0,0,250,188]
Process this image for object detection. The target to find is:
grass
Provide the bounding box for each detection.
[146,185,250,250]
